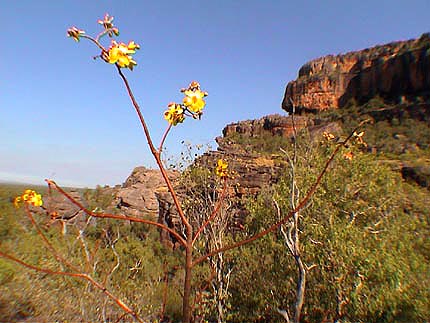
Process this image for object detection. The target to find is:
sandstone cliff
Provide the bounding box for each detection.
[47,34,430,229]
[282,33,430,113]
[113,166,179,217]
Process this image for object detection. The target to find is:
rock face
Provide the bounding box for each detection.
[210,114,309,195]
[282,33,430,113]
[43,189,89,221]
[156,115,303,241]
[221,114,310,140]
[113,167,179,218]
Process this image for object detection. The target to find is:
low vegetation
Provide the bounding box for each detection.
[2,98,429,322]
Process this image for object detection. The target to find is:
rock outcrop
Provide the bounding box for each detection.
[43,189,89,221]
[155,115,297,241]
[221,114,310,140]
[282,33,430,113]
[113,166,179,218]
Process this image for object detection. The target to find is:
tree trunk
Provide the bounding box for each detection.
[294,255,306,323]
[182,236,194,323]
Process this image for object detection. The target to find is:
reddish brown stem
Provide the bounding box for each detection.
[183,236,194,323]
[159,123,172,153]
[115,66,191,230]
[45,180,186,247]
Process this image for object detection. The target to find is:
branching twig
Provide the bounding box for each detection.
[0,251,144,323]
[45,180,187,247]
[192,180,228,244]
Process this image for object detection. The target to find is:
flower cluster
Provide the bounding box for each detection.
[323,131,335,141]
[14,189,43,208]
[98,13,119,37]
[164,103,185,126]
[105,40,140,70]
[67,14,140,70]
[164,81,208,126]
[353,131,367,147]
[182,81,207,115]
[67,26,85,42]
[215,159,229,179]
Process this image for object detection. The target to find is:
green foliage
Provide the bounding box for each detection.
[228,135,430,322]
[0,184,184,322]
[2,97,429,322]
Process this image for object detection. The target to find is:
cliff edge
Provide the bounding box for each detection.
[282,33,430,113]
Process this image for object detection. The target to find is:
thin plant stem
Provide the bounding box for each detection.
[159,123,172,153]
[45,180,186,246]
[192,179,228,245]
[115,66,191,230]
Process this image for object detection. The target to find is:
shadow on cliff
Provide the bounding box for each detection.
[338,39,430,107]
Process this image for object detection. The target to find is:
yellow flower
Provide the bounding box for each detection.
[127,41,140,51]
[13,196,22,208]
[67,27,85,42]
[323,131,335,141]
[354,131,367,147]
[164,103,185,126]
[106,40,140,70]
[14,189,43,208]
[183,89,206,114]
[344,151,354,161]
[180,81,207,115]
[215,159,229,178]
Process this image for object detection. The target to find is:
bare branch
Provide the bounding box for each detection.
[0,251,144,323]
[45,180,187,247]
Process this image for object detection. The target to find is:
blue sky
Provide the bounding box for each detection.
[1,0,429,187]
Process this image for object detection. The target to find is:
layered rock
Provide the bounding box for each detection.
[43,189,89,221]
[155,116,292,238]
[282,33,430,113]
[113,166,179,218]
[221,114,309,139]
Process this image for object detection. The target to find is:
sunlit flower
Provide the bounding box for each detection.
[127,41,140,51]
[105,40,140,70]
[215,159,229,178]
[354,131,367,147]
[344,151,354,161]
[13,196,22,208]
[14,189,43,208]
[164,103,185,126]
[323,131,335,141]
[67,27,85,42]
[183,89,207,114]
[181,81,208,115]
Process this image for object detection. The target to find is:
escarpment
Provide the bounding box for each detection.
[282,33,430,113]
[46,33,430,245]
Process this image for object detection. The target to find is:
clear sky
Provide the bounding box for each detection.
[1,0,429,187]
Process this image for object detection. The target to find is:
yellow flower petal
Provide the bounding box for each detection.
[215,159,229,178]
[164,103,185,126]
